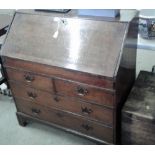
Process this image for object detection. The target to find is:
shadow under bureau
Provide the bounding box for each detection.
[1,11,138,144]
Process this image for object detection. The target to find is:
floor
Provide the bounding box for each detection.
[0,94,95,145]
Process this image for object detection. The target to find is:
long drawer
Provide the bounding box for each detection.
[6,68,53,92]
[10,82,113,125]
[15,99,113,143]
[55,78,114,107]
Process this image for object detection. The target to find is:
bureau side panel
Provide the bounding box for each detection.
[114,17,139,144]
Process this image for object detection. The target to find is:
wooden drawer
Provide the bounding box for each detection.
[15,99,113,143]
[10,82,113,125]
[6,68,53,92]
[55,78,114,107]
[3,53,114,90]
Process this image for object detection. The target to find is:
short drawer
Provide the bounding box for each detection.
[10,81,55,104]
[10,82,113,125]
[55,78,114,107]
[5,68,53,92]
[16,100,113,143]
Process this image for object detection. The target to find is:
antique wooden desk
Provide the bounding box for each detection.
[1,11,138,144]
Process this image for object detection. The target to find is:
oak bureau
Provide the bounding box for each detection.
[1,10,138,144]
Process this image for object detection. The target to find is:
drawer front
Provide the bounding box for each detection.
[10,82,113,125]
[55,78,114,107]
[6,68,53,92]
[3,54,114,89]
[10,81,55,105]
[15,99,113,143]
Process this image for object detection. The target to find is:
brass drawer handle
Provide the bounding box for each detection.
[31,108,41,115]
[24,74,35,82]
[76,86,88,96]
[81,107,93,115]
[27,92,37,99]
[81,124,93,131]
[54,96,60,102]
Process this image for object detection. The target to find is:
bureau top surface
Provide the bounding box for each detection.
[1,13,128,78]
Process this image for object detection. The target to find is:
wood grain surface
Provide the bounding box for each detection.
[1,13,128,77]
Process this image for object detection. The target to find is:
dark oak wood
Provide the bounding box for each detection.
[114,16,139,144]
[1,11,138,144]
[122,71,155,144]
[14,95,114,126]
[16,100,113,143]
[6,67,54,92]
[4,58,114,89]
[16,112,110,144]
[55,78,114,107]
[1,13,127,78]
[9,80,114,125]
[6,68,115,107]
[16,112,28,127]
